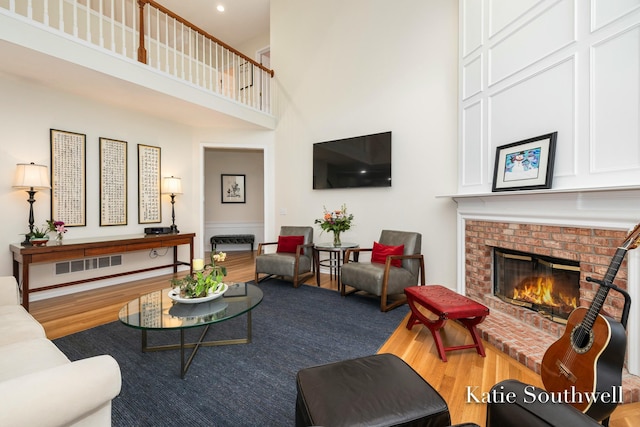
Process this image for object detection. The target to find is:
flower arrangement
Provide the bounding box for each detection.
[314,204,354,246]
[47,220,67,241]
[30,226,48,239]
[171,251,227,298]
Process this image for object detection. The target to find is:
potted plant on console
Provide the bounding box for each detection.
[28,226,49,246]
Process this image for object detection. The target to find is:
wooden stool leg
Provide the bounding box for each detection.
[425,319,448,362]
[458,316,486,357]
[406,297,449,361]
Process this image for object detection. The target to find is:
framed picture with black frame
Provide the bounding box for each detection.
[221,174,246,203]
[50,129,86,226]
[492,132,557,192]
[138,144,161,223]
[99,137,128,226]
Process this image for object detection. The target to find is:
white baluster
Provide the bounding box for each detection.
[180,22,185,79]
[98,0,103,47]
[73,0,78,38]
[173,17,177,75]
[216,43,219,93]
[188,28,193,83]
[155,6,159,69]
[208,42,213,91]
[58,0,63,33]
[85,0,90,42]
[120,0,126,56]
[43,0,49,26]
[110,0,115,51]
[195,32,199,86]
[164,13,169,73]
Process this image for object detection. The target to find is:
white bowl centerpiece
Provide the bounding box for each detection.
[171,252,227,300]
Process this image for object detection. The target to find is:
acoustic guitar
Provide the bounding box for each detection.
[541,223,640,421]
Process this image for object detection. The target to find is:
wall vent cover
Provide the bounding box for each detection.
[55,255,123,275]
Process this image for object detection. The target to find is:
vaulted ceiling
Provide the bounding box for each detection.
[154,0,269,48]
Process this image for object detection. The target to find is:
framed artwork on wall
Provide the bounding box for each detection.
[50,129,86,226]
[138,144,161,223]
[99,137,128,226]
[492,132,557,192]
[221,174,246,203]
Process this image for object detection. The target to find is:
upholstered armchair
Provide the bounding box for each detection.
[255,226,314,288]
[340,230,425,311]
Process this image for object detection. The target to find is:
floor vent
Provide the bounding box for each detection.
[55,255,122,275]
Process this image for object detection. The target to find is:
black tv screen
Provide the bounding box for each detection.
[313,131,392,189]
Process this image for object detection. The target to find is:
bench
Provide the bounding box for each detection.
[405,285,489,362]
[210,234,255,252]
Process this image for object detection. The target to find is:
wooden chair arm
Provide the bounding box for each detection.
[296,242,314,256]
[383,253,426,285]
[257,241,278,254]
[344,247,371,263]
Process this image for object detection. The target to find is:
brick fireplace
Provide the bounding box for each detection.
[453,188,640,403]
[466,220,628,345]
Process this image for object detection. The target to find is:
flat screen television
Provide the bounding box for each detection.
[313,131,392,189]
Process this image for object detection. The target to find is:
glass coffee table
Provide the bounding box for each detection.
[118,282,263,378]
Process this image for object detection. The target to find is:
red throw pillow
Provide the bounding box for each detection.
[371,241,404,268]
[277,235,305,253]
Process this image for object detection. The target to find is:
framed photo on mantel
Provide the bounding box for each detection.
[492,132,557,192]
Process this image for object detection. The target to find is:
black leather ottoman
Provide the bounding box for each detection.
[295,353,451,427]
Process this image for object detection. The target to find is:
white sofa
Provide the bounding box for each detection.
[0,276,121,427]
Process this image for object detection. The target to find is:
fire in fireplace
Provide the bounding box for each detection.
[493,248,580,323]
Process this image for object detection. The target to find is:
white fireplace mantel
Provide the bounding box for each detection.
[447,185,640,375]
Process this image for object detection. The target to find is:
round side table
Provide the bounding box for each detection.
[313,242,359,285]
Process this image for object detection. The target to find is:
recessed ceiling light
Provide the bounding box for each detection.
[216,5,225,12]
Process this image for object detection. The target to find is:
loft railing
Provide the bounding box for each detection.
[1,0,274,114]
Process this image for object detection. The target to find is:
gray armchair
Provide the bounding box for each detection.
[340,230,425,311]
[255,226,314,288]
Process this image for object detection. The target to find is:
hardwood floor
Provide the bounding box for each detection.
[29,250,639,426]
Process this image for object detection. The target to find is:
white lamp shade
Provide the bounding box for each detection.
[162,176,182,194]
[13,163,51,190]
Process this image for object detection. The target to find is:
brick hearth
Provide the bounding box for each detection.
[464,220,640,403]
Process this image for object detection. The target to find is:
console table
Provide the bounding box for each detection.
[10,233,195,312]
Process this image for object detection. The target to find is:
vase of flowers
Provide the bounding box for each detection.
[47,220,67,244]
[171,252,227,298]
[314,204,354,247]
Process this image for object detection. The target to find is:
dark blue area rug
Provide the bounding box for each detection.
[53,279,409,426]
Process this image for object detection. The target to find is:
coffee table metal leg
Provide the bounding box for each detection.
[140,311,253,378]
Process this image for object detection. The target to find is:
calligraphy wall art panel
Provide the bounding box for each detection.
[50,129,86,227]
[137,144,161,224]
[99,137,128,226]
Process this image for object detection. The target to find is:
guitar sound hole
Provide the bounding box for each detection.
[571,325,593,354]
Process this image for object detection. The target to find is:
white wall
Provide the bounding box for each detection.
[0,74,199,295]
[270,0,460,286]
[459,0,640,193]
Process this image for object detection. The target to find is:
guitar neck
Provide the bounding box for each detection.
[582,247,627,330]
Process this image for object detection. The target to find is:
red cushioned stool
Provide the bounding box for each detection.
[405,285,489,362]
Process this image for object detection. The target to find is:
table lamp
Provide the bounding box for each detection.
[162,176,182,234]
[13,162,51,245]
